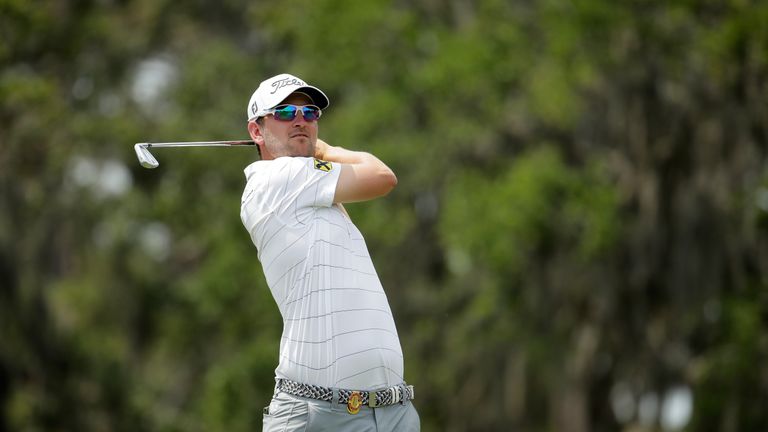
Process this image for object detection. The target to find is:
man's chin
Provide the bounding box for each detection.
[290,137,315,157]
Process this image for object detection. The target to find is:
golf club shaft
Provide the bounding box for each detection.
[141,140,254,148]
[134,140,256,169]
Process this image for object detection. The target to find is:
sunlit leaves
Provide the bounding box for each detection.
[440,146,620,275]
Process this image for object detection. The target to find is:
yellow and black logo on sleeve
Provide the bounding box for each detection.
[314,158,333,172]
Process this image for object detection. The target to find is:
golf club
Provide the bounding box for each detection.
[134,140,255,169]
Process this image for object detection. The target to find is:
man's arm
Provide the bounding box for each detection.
[315,139,397,203]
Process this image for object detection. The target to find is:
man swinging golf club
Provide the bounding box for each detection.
[240,73,419,431]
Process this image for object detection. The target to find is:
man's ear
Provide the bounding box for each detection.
[248,121,265,145]
[248,120,270,159]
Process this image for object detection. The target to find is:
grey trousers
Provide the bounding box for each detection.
[262,389,420,431]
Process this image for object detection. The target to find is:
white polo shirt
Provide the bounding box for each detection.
[240,156,404,391]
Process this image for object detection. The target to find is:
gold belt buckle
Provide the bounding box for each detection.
[347,391,362,415]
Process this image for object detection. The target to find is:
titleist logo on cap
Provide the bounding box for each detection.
[270,77,305,94]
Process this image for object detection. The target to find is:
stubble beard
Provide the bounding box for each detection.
[263,129,315,158]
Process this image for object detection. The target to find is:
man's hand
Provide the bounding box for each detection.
[314,138,330,160]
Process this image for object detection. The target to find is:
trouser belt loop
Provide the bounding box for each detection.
[332,387,340,406]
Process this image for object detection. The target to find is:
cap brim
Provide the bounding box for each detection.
[290,86,329,110]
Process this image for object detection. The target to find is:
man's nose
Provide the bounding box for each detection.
[291,114,310,125]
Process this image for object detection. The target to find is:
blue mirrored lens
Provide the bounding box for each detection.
[301,106,321,121]
[273,105,298,121]
[271,105,321,121]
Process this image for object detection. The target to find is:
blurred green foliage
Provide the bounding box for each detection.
[1,1,767,431]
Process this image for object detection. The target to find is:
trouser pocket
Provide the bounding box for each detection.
[262,392,310,432]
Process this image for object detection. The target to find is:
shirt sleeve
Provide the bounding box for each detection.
[241,157,341,235]
[240,157,341,254]
[292,157,340,209]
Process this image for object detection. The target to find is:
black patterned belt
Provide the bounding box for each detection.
[277,378,415,408]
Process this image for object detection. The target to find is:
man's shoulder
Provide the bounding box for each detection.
[244,157,312,179]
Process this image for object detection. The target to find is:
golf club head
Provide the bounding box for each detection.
[134,143,159,169]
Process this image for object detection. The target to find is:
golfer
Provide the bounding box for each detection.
[240,73,419,431]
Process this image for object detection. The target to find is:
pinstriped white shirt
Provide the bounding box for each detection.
[240,156,404,390]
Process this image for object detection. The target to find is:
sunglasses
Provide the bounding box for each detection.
[264,104,322,122]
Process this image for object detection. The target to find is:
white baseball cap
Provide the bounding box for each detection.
[246,73,329,121]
